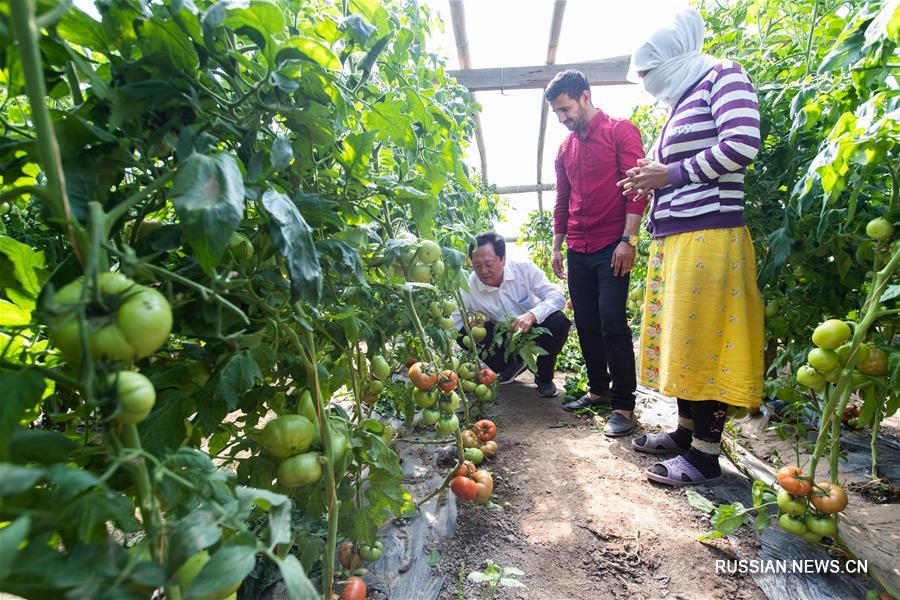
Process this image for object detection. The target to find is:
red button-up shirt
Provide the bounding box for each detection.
[553,110,647,254]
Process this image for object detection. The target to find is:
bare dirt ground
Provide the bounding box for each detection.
[433,371,767,600]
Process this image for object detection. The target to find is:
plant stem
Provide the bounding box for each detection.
[105,170,176,226]
[803,0,820,78]
[9,0,87,264]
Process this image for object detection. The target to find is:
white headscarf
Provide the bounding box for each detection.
[627,8,719,107]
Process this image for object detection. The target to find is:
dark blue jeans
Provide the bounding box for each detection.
[568,242,636,411]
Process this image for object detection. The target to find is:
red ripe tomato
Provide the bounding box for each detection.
[809,482,848,514]
[341,576,366,600]
[471,419,497,442]
[450,475,478,501]
[408,362,438,391]
[438,370,458,393]
[476,369,496,386]
[776,465,812,496]
[453,460,476,478]
[473,469,493,504]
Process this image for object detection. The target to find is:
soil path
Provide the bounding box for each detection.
[434,371,767,600]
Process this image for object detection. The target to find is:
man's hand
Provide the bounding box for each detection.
[552,250,567,280]
[611,242,636,277]
[510,311,537,333]
[616,158,669,199]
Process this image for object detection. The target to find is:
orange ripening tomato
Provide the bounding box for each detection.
[471,419,497,442]
[450,475,478,501]
[809,482,848,514]
[438,370,458,392]
[476,369,496,386]
[776,465,812,496]
[408,362,438,391]
[340,576,366,600]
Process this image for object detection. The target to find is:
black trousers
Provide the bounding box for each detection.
[568,242,636,411]
[457,310,571,383]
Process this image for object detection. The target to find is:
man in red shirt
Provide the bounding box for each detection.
[545,69,647,436]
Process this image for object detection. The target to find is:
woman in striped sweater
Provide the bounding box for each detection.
[617,8,765,486]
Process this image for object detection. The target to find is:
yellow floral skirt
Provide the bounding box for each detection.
[639,226,764,408]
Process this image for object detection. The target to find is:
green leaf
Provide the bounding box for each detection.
[277,38,341,70]
[225,0,286,39]
[57,10,109,51]
[0,369,46,461]
[684,489,716,514]
[425,548,441,567]
[0,235,46,312]
[213,350,263,412]
[9,429,78,465]
[168,511,223,573]
[0,463,44,498]
[185,543,257,600]
[137,17,200,74]
[262,189,322,305]
[235,486,292,546]
[503,566,525,576]
[358,34,390,76]
[344,14,375,43]
[699,502,750,541]
[467,572,490,583]
[271,136,293,170]
[880,284,900,303]
[499,577,526,588]
[139,388,192,456]
[751,479,768,509]
[172,153,246,274]
[366,98,416,149]
[275,554,318,600]
[0,516,31,581]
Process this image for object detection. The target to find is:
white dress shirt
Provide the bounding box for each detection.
[452,260,565,328]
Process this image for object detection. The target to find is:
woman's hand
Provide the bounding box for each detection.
[617,158,670,199]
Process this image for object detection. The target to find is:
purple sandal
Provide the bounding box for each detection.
[645,455,722,486]
[631,432,687,455]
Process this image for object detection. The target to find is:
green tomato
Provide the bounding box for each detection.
[811,319,852,350]
[470,326,487,342]
[358,541,384,562]
[277,452,323,487]
[442,300,457,316]
[777,489,808,517]
[804,514,837,537]
[865,217,894,242]
[429,301,444,319]
[439,391,460,413]
[807,348,840,373]
[371,355,391,380]
[778,513,808,536]
[414,387,438,408]
[835,341,869,366]
[461,379,478,393]
[421,407,440,426]
[367,379,385,395]
[435,413,460,437]
[227,231,254,262]
[439,317,456,331]
[0,202,10,216]
[800,530,823,544]
[50,273,173,364]
[175,550,210,591]
[409,263,432,283]
[464,447,484,465]
[764,300,780,318]
[451,357,461,371]
[462,335,474,349]
[430,260,445,277]
[110,371,156,425]
[796,365,825,389]
[857,347,889,376]
[297,390,322,447]
[261,415,316,458]
[475,383,491,400]
[459,363,476,380]
[416,239,442,264]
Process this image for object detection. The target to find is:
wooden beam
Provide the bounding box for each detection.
[448,56,632,92]
[493,183,557,195]
[536,0,566,216]
[448,0,489,183]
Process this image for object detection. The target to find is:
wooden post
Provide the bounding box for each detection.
[449,0,489,184]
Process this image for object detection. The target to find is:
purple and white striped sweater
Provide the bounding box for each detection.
[647,60,761,238]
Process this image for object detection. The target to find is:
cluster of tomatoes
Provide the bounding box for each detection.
[775,465,848,543]
[450,420,497,504]
[263,390,349,489]
[796,319,890,391]
[460,311,488,349]
[336,540,383,598]
[409,360,495,434]
[386,236,446,284]
[461,419,499,465]
[48,272,174,426]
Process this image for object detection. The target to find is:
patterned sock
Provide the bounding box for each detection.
[684,440,722,478]
[669,417,694,450]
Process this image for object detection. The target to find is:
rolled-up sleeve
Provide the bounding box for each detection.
[525,263,565,323]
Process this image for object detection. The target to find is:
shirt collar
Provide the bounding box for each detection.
[474,264,516,292]
[580,108,609,138]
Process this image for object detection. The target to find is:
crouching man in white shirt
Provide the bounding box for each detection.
[454,232,571,397]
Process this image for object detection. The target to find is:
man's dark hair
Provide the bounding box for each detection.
[469,231,506,259]
[544,69,590,102]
